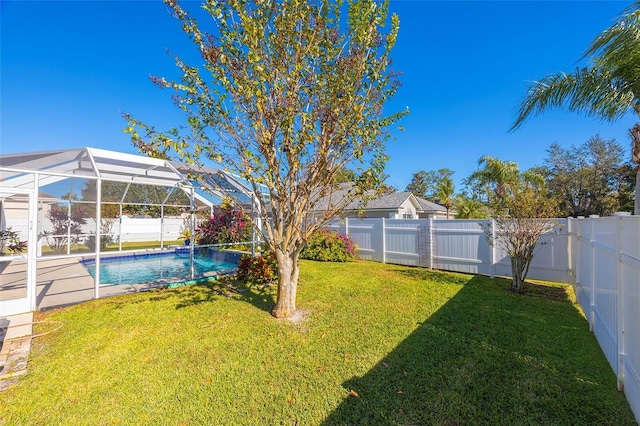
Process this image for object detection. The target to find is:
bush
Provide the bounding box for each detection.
[300,229,357,262]
[84,233,115,251]
[196,208,252,245]
[237,252,278,286]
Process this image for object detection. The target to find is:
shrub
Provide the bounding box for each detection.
[84,233,115,251]
[237,252,278,286]
[300,228,357,262]
[196,208,251,245]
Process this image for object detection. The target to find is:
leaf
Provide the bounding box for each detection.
[349,389,360,398]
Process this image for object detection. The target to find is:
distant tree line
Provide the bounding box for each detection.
[403,135,634,219]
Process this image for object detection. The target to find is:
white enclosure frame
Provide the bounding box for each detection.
[0,147,258,315]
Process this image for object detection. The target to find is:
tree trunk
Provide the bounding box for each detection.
[271,249,299,318]
[511,255,524,293]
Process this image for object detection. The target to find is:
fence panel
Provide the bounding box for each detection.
[334,218,569,283]
[431,220,492,276]
[341,219,384,262]
[492,219,569,282]
[569,215,640,422]
[620,218,640,419]
[592,218,619,374]
[385,219,422,266]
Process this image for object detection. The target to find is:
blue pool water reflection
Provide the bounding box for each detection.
[81,249,239,285]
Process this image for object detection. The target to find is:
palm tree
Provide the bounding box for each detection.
[511,2,640,214]
[454,194,489,219]
[437,177,455,219]
[469,155,520,202]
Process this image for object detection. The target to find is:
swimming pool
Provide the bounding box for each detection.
[81,249,240,285]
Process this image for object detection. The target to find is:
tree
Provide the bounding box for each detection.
[511,2,640,214]
[479,159,558,293]
[42,204,87,254]
[466,155,520,202]
[436,176,454,219]
[125,0,407,318]
[405,171,428,198]
[538,136,632,216]
[454,194,488,219]
[406,168,454,200]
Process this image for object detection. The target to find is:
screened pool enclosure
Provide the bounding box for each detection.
[0,147,259,316]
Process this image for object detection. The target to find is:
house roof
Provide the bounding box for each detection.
[312,189,419,213]
[416,197,447,212]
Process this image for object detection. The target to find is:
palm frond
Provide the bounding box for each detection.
[511,67,634,130]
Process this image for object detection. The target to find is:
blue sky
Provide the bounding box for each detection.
[1,0,634,192]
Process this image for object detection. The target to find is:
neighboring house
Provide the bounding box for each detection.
[311,188,450,219]
[416,197,450,219]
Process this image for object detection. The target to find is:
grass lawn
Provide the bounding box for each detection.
[0,261,635,425]
[40,240,184,254]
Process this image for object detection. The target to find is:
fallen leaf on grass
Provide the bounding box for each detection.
[349,389,360,398]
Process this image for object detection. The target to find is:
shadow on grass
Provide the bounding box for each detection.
[322,275,633,425]
[169,278,276,313]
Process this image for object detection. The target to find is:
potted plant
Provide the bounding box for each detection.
[0,227,27,255]
[179,229,192,245]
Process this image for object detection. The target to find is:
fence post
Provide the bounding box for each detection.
[566,218,573,285]
[489,219,495,279]
[589,217,596,332]
[573,218,580,295]
[344,217,349,238]
[381,218,386,264]
[428,218,434,270]
[616,213,627,391]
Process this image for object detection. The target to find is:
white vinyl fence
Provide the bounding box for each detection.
[328,217,569,283]
[38,216,186,243]
[569,215,640,420]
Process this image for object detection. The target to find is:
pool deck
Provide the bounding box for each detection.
[1,257,166,312]
[1,252,238,313]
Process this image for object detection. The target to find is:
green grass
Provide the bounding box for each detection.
[40,240,184,255]
[1,261,635,425]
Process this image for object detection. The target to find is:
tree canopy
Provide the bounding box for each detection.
[405,169,454,200]
[536,136,634,216]
[125,0,406,318]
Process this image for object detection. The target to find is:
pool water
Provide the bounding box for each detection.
[81,250,238,285]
